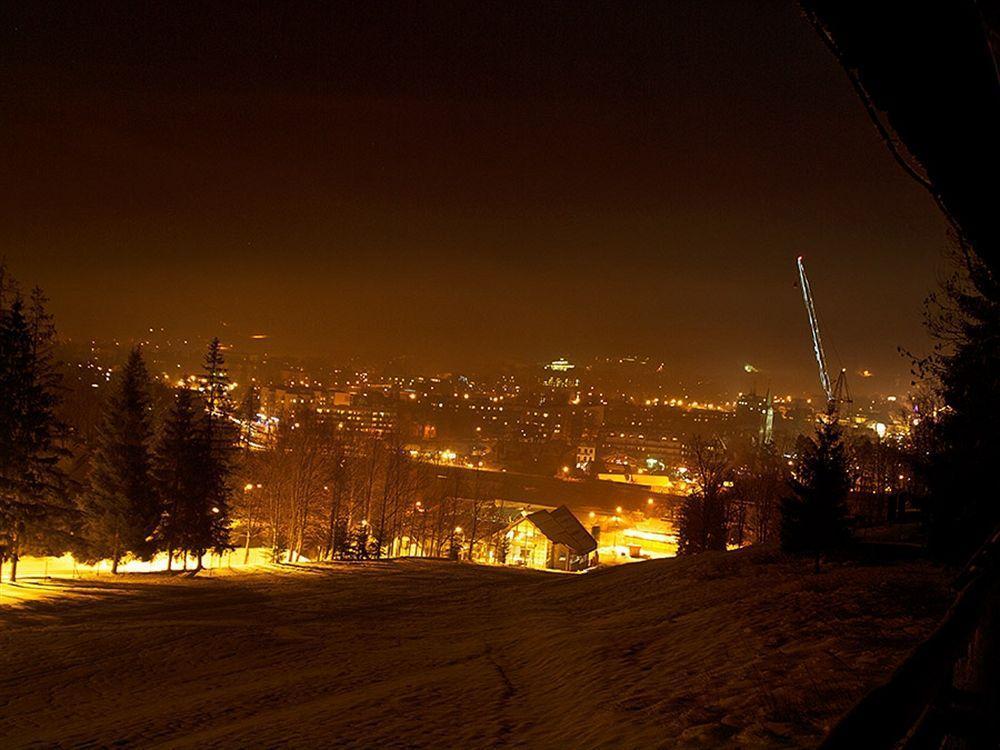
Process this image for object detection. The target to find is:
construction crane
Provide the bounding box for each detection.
[796,256,851,413]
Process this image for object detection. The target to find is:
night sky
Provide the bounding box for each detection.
[2,2,948,395]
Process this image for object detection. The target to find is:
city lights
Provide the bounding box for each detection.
[2,3,981,747]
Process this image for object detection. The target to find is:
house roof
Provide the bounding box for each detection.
[525,505,597,555]
[525,511,566,545]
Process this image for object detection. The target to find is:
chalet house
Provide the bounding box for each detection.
[502,505,597,571]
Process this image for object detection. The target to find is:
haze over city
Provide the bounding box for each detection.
[3,2,948,395]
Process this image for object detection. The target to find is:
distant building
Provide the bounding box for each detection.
[260,385,351,415]
[601,432,684,468]
[576,443,596,470]
[588,512,678,563]
[541,358,581,389]
[736,391,774,445]
[327,403,397,437]
[501,505,597,572]
[260,385,396,437]
[597,472,690,495]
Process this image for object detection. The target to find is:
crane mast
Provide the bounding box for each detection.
[797,256,833,405]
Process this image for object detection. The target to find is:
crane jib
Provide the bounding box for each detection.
[797,256,833,404]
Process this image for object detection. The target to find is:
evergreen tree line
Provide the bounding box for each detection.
[0,261,518,577]
[0,263,235,579]
[78,338,235,573]
[0,268,71,581]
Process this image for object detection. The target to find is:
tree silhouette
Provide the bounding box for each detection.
[676,437,730,555]
[0,269,68,581]
[781,410,851,571]
[196,339,235,567]
[153,387,205,570]
[82,347,158,572]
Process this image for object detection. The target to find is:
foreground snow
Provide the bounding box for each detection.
[0,550,949,748]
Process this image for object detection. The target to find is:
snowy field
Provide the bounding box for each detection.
[0,550,949,748]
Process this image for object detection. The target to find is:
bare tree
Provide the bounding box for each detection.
[322,439,352,560]
[251,410,344,562]
[730,445,786,548]
[677,436,731,555]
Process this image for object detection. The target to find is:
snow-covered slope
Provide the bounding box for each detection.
[0,550,949,748]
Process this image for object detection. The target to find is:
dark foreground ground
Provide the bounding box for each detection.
[0,551,950,749]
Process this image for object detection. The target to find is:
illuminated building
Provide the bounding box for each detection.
[327,403,397,437]
[541,358,581,388]
[597,472,690,495]
[547,358,575,372]
[501,506,597,571]
[593,513,678,563]
[600,433,685,470]
[576,443,596,470]
[261,385,352,415]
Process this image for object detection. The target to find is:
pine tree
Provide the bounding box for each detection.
[81,347,158,573]
[331,516,350,559]
[348,522,377,560]
[203,337,232,419]
[192,339,235,567]
[676,496,704,557]
[781,410,852,571]
[153,387,205,570]
[918,255,1000,561]
[0,271,68,581]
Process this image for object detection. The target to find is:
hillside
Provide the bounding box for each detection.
[0,550,950,748]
